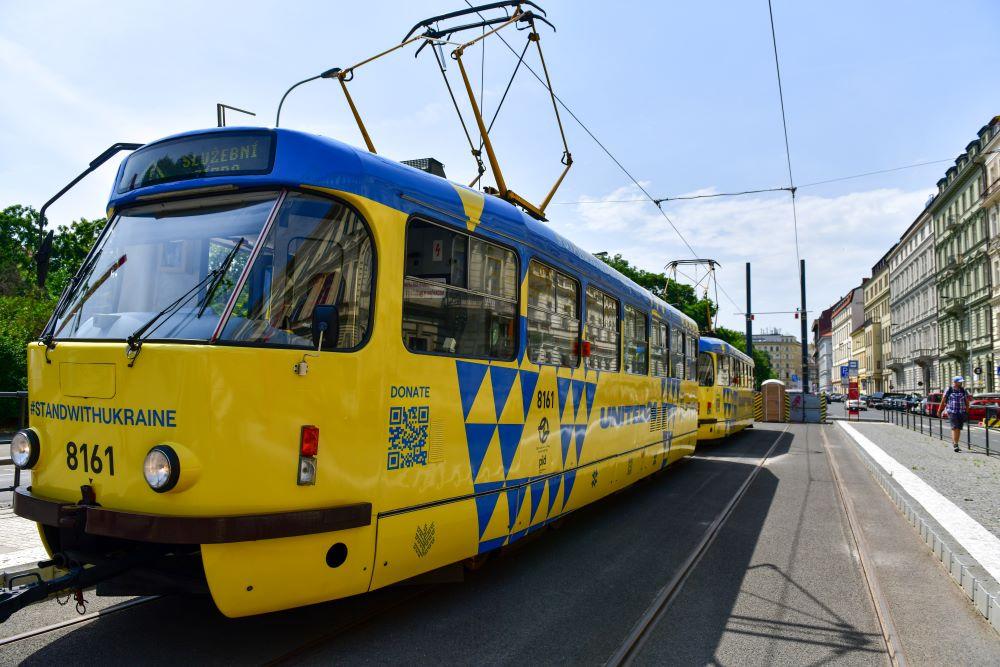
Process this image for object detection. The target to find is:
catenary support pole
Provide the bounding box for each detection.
[745,262,753,361]
[799,259,809,392]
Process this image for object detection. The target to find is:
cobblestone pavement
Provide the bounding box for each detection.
[850,421,1000,539]
[0,508,46,570]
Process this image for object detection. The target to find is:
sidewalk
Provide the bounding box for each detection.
[0,508,47,571]
[839,420,1000,631]
[847,421,1000,540]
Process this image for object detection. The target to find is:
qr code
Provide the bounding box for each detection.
[387,406,430,470]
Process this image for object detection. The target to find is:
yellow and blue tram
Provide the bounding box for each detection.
[696,337,755,441]
[5,127,710,619]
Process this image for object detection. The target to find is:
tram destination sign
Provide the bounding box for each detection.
[118,130,275,192]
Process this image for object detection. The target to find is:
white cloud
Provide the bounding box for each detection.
[549,183,933,334]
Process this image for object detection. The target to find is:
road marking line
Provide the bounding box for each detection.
[837,421,1000,583]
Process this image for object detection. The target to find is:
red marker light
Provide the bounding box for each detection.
[300,425,319,457]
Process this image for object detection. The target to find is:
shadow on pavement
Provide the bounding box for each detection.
[16,428,831,665]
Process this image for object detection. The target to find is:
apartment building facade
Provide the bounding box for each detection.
[933,124,995,393]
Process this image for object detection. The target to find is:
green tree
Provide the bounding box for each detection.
[0,205,40,296]
[45,217,105,296]
[0,205,101,420]
[596,253,718,330]
[712,326,776,386]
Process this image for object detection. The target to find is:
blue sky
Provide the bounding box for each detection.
[2,0,998,332]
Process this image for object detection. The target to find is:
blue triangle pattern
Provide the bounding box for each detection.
[585,381,598,420]
[560,424,573,466]
[557,377,571,416]
[490,366,518,422]
[478,536,506,554]
[519,370,539,419]
[456,361,489,420]
[474,491,501,539]
[508,529,528,544]
[562,470,577,510]
[465,423,497,480]
[529,480,545,522]
[574,423,587,462]
[546,475,561,516]
[571,380,585,420]
[505,486,525,531]
[497,423,524,478]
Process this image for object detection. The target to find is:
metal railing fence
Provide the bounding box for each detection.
[882,402,998,457]
[0,391,28,494]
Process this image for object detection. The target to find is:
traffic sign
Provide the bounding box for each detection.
[848,360,859,369]
[841,366,849,379]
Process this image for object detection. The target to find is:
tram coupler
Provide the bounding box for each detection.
[0,548,160,623]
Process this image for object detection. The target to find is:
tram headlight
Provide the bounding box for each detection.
[143,445,180,492]
[10,429,40,469]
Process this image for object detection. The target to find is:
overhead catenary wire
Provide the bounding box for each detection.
[460,1,744,315]
[766,0,801,270]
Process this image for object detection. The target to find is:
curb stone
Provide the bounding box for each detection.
[847,434,1000,635]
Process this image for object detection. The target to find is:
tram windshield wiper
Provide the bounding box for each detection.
[125,237,246,366]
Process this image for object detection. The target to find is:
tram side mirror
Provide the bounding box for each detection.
[311,304,339,351]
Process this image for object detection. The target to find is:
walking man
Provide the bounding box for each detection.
[938,376,970,452]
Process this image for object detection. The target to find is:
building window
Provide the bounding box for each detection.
[526,261,580,367]
[402,218,517,359]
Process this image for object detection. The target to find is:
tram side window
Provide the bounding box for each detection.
[718,354,730,387]
[527,261,580,367]
[623,306,649,375]
[686,334,697,381]
[697,352,715,387]
[671,328,685,379]
[402,219,517,359]
[651,321,670,377]
[585,286,620,372]
[220,192,374,349]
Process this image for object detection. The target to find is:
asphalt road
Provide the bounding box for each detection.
[2,424,997,665]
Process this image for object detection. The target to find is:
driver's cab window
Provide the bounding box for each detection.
[220,192,374,349]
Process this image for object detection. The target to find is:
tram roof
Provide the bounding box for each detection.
[107,127,697,334]
[699,336,753,364]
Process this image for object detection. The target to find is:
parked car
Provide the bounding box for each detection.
[846,398,867,411]
[829,393,844,403]
[968,393,1000,421]
[880,392,906,410]
[924,391,944,416]
[905,395,922,412]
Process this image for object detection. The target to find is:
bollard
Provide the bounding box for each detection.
[939,412,943,440]
[967,414,971,449]
[986,407,991,455]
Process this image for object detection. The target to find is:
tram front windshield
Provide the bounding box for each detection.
[51,193,277,341]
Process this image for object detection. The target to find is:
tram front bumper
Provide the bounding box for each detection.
[13,486,372,544]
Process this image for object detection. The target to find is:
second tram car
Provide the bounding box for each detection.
[696,336,755,441]
[6,127,707,619]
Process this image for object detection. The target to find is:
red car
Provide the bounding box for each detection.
[925,391,944,417]
[968,394,1000,421]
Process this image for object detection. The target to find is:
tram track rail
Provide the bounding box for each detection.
[605,425,790,666]
[820,426,907,667]
[0,594,161,648]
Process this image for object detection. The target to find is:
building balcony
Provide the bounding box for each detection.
[983,178,1000,208]
[913,348,936,365]
[989,236,1000,255]
[942,299,965,318]
[944,340,969,360]
[886,355,905,369]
